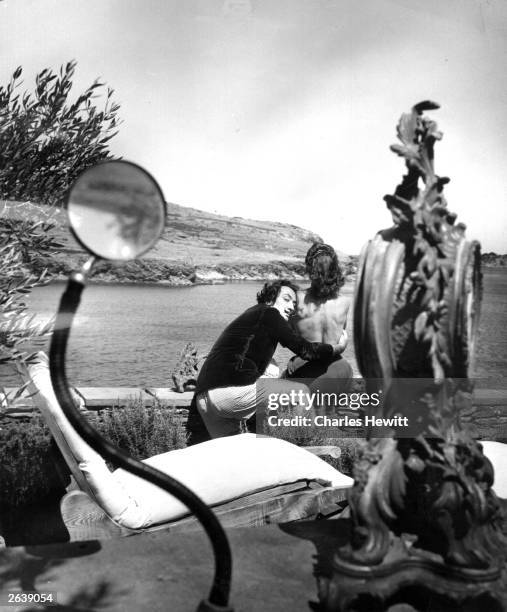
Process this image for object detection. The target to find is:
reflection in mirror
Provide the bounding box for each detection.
[67,161,166,260]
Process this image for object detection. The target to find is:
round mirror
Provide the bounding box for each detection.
[66,160,166,260]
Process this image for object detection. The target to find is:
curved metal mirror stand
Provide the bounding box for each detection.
[49,161,233,612]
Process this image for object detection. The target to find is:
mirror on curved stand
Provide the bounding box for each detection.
[49,160,234,612]
[67,160,166,261]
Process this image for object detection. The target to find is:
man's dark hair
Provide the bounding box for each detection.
[256,280,299,304]
[305,242,344,302]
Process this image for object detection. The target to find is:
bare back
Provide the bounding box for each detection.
[295,290,350,344]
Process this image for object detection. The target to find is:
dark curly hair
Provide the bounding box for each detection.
[256,280,299,304]
[305,242,344,302]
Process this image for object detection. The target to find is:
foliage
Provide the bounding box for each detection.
[0,61,121,381]
[0,61,121,206]
[260,412,361,477]
[98,399,187,463]
[0,206,60,372]
[0,416,62,513]
[0,400,187,520]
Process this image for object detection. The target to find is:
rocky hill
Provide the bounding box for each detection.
[2,200,354,285]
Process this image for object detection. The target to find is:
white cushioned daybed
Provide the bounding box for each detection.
[26,353,353,538]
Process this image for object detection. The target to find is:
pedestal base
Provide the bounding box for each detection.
[281,518,507,612]
[318,536,507,612]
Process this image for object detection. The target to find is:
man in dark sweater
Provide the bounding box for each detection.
[186,280,342,445]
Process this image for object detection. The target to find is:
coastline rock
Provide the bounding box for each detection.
[191,269,227,284]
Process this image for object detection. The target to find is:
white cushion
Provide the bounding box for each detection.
[481,440,507,499]
[112,434,353,527]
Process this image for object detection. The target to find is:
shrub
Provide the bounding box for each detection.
[0,416,63,513]
[261,414,363,476]
[265,427,362,476]
[97,398,187,464]
[0,400,187,521]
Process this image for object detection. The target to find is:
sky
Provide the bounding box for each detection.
[1,0,506,254]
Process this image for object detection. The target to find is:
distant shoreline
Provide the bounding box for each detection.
[39,262,504,288]
[44,273,357,289]
[36,254,358,287]
[44,259,503,288]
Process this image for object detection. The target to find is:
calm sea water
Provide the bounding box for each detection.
[475,268,507,379]
[1,270,505,387]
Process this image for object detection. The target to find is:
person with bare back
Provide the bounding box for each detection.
[285,243,352,396]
